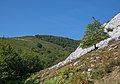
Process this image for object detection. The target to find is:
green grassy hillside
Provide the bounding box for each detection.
[35,35,80,52]
[0,36,79,84]
[0,37,70,66]
[26,40,120,84]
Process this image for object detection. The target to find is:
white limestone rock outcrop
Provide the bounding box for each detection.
[97,13,120,48]
[50,13,120,69]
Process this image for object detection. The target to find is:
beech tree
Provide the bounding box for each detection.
[80,17,109,49]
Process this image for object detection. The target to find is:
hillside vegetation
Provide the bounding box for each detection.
[26,40,120,84]
[35,35,80,52]
[25,18,120,84]
[0,36,79,84]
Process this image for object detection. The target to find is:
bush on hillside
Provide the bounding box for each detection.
[37,42,42,48]
[91,67,104,79]
[105,58,120,73]
[106,28,113,32]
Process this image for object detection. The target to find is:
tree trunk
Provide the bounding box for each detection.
[94,44,98,49]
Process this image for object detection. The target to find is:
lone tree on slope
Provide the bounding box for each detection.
[80,17,109,49]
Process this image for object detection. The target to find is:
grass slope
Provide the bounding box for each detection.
[0,36,71,67]
[26,40,120,84]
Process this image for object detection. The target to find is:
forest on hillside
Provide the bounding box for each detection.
[0,36,79,84]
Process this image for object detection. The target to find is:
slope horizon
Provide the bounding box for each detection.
[0,34,80,40]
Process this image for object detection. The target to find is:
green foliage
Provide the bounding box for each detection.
[0,37,71,83]
[105,64,113,73]
[59,68,71,79]
[91,67,104,79]
[118,81,120,84]
[24,73,39,84]
[0,42,44,83]
[37,42,42,48]
[105,58,120,73]
[84,19,101,37]
[106,28,113,32]
[35,35,80,52]
[80,18,109,48]
[41,77,63,84]
[41,71,90,84]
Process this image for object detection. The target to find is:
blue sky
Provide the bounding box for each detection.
[0,0,120,40]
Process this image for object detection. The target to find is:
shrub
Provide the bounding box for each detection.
[105,64,113,73]
[106,28,113,32]
[37,43,42,48]
[105,58,120,73]
[41,77,63,84]
[59,68,70,79]
[118,81,120,84]
[91,67,104,79]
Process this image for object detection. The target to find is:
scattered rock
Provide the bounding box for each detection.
[113,46,118,49]
[90,57,94,60]
[108,45,118,51]
[80,64,83,67]
[90,60,96,63]
[73,61,79,66]
[96,56,100,59]
[82,71,85,74]
[108,48,112,51]
[91,64,94,67]
[88,68,92,72]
